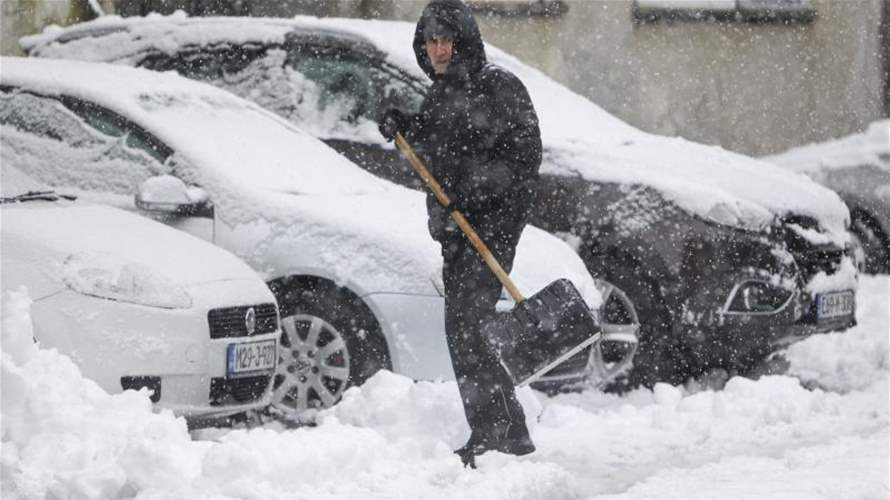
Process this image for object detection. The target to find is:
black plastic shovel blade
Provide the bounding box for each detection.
[484,278,602,386]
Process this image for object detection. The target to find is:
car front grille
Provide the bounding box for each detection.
[209,375,271,406]
[208,303,278,339]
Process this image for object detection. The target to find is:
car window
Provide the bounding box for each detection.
[0,89,104,146]
[60,97,172,164]
[140,42,425,143]
[0,88,172,196]
[286,44,425,122]
[144,44,269,82]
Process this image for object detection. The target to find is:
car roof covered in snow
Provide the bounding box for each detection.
[766,120,890,174]
[1,56,389,198]
[22,14,850,238]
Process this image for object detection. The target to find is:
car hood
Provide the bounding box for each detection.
[2,202,261,288]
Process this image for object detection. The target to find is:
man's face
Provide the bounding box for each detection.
[425,36,454,75]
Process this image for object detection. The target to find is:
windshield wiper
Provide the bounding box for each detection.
[0,190,77,204]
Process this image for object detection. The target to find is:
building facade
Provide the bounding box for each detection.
[2,0,887,156]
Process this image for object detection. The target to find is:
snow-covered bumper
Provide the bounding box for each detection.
[30,279,280,420]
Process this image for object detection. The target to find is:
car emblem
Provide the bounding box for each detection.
[245,307,256,335]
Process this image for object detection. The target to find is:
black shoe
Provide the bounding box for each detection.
[454,430,490,469]
[493,421,536,456]
[454,423,536,468]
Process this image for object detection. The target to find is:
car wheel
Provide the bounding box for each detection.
[604,260,690,388]
[850,209,890,274]
[269,279,390,417]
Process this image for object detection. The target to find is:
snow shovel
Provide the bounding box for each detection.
[394,132,602,386]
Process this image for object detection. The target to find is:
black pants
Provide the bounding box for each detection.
[440,213,527,437]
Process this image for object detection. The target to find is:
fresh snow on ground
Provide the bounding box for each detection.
[2,277,888,499]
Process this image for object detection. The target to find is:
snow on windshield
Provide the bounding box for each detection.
[1,57,390,198]
[2,277,887,498]
[1,91,170,196]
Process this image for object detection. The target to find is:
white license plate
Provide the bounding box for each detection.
[817,291,854,320]
[227,339,277,377]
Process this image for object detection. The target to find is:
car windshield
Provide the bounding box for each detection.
[134,91,390,196]
[0,164,74,203]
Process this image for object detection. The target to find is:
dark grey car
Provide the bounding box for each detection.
[23,15,859,387]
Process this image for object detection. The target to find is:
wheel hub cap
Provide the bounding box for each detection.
[272,314,351,416]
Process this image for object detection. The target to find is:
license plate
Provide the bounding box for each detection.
[817,291,854,320]
[227,339,277,377]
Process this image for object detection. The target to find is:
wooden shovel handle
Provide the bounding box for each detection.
[395,132,525,303]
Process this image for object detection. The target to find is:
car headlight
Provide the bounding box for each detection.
[725,280,793,314]
[61,252,192,309]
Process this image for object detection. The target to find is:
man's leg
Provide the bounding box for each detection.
[441,228,532,456]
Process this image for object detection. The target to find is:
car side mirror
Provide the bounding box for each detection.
[135,175,213,218]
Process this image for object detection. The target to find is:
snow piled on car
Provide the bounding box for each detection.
[766,120,890,174]
[1,57,602,304]
[21,13,851,239]
[3,278,887,499]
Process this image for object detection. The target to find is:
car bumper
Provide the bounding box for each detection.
[680,289,856,370]
[30,284,278,420]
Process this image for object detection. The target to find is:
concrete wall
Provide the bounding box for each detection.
[1,0,115,56]
[387,0,887,156]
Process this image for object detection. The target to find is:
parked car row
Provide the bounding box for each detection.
[0,55,638,425]
[4,9,863,422]
[19,13,860,387]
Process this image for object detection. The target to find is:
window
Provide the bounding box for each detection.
[287,43,425,123]
[0,88,105,146]
[144,43,269,82]
[61,97,172,164]
[467,0,567,17]
[632,0,816,23]
[0,89,172,196]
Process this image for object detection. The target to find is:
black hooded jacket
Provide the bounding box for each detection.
[405,0,543,233]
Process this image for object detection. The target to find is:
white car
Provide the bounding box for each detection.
[1,164,280,421]
[0,57,638,415]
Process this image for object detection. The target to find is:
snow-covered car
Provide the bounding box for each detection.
[20,14,859,387]
[0,56,638,415]
[766,120,890,275]
[0,164,280,421]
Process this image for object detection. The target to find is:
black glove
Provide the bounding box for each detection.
[378,108,408,142]
[428,202,459,242]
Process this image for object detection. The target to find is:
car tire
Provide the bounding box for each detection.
[604,259,690,388]
[268,278,390,417]
[850,209,890,274]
